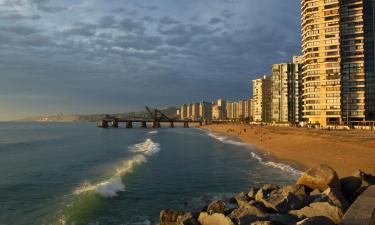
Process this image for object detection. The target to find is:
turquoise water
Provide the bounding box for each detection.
[0,122,300,225]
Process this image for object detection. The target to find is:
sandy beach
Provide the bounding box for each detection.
[202,124,375,177]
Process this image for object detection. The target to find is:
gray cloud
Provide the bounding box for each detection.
[0,0,301,120]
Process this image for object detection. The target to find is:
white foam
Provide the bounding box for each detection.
[129,138,160,156]
[148,130,158,134]
[74,139,160,198]
[203,130,301,177]
[250,152,302,177]
[206,131,249,147]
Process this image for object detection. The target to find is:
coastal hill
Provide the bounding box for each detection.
[17,107,179,122]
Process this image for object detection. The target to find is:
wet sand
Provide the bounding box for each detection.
[202,124,375,177]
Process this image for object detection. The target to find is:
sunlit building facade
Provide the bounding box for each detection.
[301,0,375,126]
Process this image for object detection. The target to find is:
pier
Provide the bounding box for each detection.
[98,106,206,128]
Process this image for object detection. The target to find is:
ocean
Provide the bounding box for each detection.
[0,122,301,225]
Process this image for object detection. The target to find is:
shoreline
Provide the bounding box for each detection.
[200,124,375,177]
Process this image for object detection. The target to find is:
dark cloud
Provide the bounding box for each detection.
[0,0,301,120]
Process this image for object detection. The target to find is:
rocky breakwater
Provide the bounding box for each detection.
[157,164,375,225]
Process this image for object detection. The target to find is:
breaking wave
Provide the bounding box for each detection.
[203,130,301,177]
[206,131,249,147]
[73,139,160,198]
[251,152,302,177]
[148,130,159,134]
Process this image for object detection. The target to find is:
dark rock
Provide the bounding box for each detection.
[340,176,362,203]
[297,164,340,191]
[289,202,344,224]
[207,200,226,215]
[198,212,234,225]
[235,192,251,207]
[255,184,281,201]
[296,216,335,225]
[258,187,309,213]
[229,203,267,224]
[160,210,184,225]
[284,184,311,197]
[265,213,296,225]
[322,188,349,212]
[176,212,199,225]
[248,187,259,199]
[250,221,285,225]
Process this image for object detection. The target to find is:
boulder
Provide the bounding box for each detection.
[248,187,259,199]
[354,170,375,187]
[229,203,267,224]
[250,221,285,225]
[255,184,280,201]
[235,192,251,207]
[198,212,234,225]
[265,213,297,225]
[297,165,340,191]
[283,184,311,197]
[160,210,184,225]
[176,212,199,225]
[289,202,344,224]
[207,200,226,215]
[322,188,349,212]
[296,216,335,225]
[339,176,362,203]
[258,187,308,213]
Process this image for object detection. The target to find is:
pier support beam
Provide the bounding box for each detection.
[183,121,189,128]
[111,120,118,128]
[141,121,147,128]
[170,121,174,128]
[126,121,133,128]
[199,121,203,126]
[153,121,161,128]
[98,120,109,128]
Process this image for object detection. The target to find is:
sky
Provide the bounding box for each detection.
[0,0,301,120]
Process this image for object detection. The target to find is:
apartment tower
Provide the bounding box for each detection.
[252,76,272,122]
[301,0,375,126]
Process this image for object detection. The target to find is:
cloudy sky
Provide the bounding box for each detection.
[0,0,301,120]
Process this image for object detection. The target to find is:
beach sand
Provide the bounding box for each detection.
[202,124,375,177]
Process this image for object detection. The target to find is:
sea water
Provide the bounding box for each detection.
[0,122,300,225]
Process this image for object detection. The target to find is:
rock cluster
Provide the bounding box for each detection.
[157,164,375,225]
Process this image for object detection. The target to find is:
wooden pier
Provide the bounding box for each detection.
[98,106,206,129]
[98,119,203,128]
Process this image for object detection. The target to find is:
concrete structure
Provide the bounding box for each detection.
[216,99,227,119]
[271,56,304,123]
[252,76,272,122]
[339,186,375,225]
[301,0,375,126]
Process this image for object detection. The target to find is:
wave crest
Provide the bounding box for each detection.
[73,139,160,198]
[251,152,302,177]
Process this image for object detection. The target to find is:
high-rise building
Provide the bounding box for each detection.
[216,99,227,119]
[271,56,304,122]
[199,101,212,121]
[180,104,188,120]
[301,0,375,126]
[252,76,272,122]
[191,103,200,120]
[293,56,304,122]
[226,102,235,120]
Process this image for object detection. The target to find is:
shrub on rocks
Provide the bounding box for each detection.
[206,200,226,215]
[160,210,184,225]
[297,164,340,191]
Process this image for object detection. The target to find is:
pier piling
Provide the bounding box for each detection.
[126,121,133,128]
[141,121,147,128]
[111,120,118,128]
